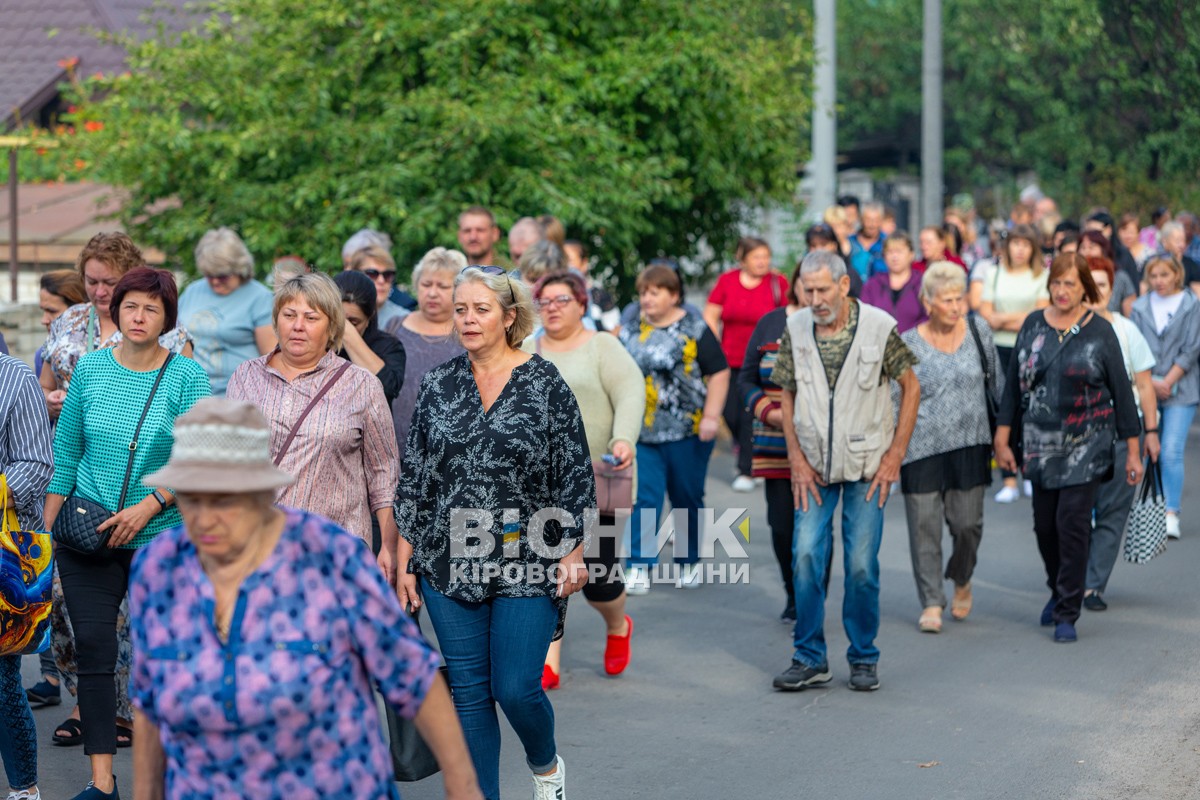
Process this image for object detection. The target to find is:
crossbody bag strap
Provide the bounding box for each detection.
[966,315,992,388]
[274,360,353,467]
[118,352,175,511]
[1025,311,1094,397]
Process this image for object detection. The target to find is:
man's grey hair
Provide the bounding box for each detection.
[341,228,392,260]
[799,250,847,280]
[509,217,541,244]
[862,201,885,216]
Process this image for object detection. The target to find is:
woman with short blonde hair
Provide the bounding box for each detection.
[348,245,408,329]
[227,272,398,573]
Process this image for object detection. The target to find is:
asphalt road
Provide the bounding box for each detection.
[23,427,1200,800]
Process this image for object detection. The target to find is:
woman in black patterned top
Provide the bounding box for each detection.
[395,266,592,800]
[995,254,1143,644]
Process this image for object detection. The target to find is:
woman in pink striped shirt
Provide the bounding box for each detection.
[227,273,400,583]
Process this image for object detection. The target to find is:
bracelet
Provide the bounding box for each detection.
[1143,427,1159,435]
[152,489,169,510]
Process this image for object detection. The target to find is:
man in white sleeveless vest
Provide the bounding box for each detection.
[769,251,920,692]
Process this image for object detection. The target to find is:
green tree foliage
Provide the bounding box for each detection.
[835,0,1200,215]
[66,0,811,281]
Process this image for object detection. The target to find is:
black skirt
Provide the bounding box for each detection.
[900,445,993,494]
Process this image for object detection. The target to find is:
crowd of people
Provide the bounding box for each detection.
[0,191,1196,799]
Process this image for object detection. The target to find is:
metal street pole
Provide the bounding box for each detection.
[921,0,943,228]
[8,148,16,303]
[810,0,837,220]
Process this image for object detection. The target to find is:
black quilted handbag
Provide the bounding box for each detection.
[52,495,116,555]
[52,354,174,556]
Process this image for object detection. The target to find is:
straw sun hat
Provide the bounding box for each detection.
[143,398,295,493]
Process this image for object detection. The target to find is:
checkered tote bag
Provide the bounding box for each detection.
[1123,460,1167,565]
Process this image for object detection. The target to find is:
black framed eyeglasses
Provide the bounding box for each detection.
[363,269,396,282]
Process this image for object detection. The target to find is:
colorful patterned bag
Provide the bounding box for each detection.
[0,474,54,656]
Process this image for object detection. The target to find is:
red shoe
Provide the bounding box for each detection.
[604,615,634,676]
[541,664,560,690]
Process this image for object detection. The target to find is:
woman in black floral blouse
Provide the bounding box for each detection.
[995,254,1142,645]
[395,266,593,800]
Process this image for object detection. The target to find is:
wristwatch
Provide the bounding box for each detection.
[152,489,169,510]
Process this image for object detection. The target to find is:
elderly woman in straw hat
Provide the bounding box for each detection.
[128,398,482,800]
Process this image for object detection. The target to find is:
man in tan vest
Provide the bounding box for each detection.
[769,250,920,692]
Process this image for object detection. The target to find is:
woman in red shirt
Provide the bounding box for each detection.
[703,237,789,491]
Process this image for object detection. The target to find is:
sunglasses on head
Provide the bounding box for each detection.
[363,269,396,282]
[461,265,515,300]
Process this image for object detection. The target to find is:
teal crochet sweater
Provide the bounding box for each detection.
[48,349,211,548]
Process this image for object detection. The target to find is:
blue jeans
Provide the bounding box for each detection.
[420,579,558,800]
[0,655,37,791]
[628,437,715,565]
[791,481,886,667]
[1160,403,1196,514]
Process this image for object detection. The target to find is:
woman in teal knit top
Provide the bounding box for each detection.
[44,268,209,800]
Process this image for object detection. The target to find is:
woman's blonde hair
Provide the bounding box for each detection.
[1143,256,1186,293]
[920,261,967,302]
[455,267,536,348]
[194,227,255,280]
[273,272,346,352]
[413,247,467,285]
[348,245,396,273]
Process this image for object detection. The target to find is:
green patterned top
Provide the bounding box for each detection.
[48,348,211,548]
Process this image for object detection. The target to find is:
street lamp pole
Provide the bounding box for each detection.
[810,0,837,220]
[921,0,943,228]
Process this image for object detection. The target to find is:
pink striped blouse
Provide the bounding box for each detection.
[227,349,398,543]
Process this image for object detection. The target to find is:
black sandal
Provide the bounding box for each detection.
[116,723,133,748]
[52,717,83,746]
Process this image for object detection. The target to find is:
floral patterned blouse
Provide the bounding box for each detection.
[395,354,596,639]
[43,302,193,390]
[129,508,440,800]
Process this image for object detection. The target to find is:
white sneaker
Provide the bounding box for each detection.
[731,475,756,492]
[676,562,703,589]
[994,485,1020,503]
[8,789,41,800]
[625,565,651,595]
[532,755,566,800]
[1023,479,1034,497]
[1166,513,1181,539]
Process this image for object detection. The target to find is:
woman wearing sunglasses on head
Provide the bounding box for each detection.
[396,266,594,800]
[178,228,278,397]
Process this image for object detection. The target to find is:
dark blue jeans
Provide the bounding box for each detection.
[628,436,715,565]
[0,654,37,791]
[420,579,558,800]
[791,481,886,668]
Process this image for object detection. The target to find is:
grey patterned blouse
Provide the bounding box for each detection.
[394,353,596,638]
[898,318,1000,465]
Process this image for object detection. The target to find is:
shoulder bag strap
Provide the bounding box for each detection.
[118,352,175,510]
[967,315,992,388]
[274,361,353,467]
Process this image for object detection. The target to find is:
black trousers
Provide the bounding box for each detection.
[1031,481,1099,625]
[57,546,135,755]
[583,513,623,603]
[995,345,1018,481]
[722,384,754,477]
[764,478,795,601]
